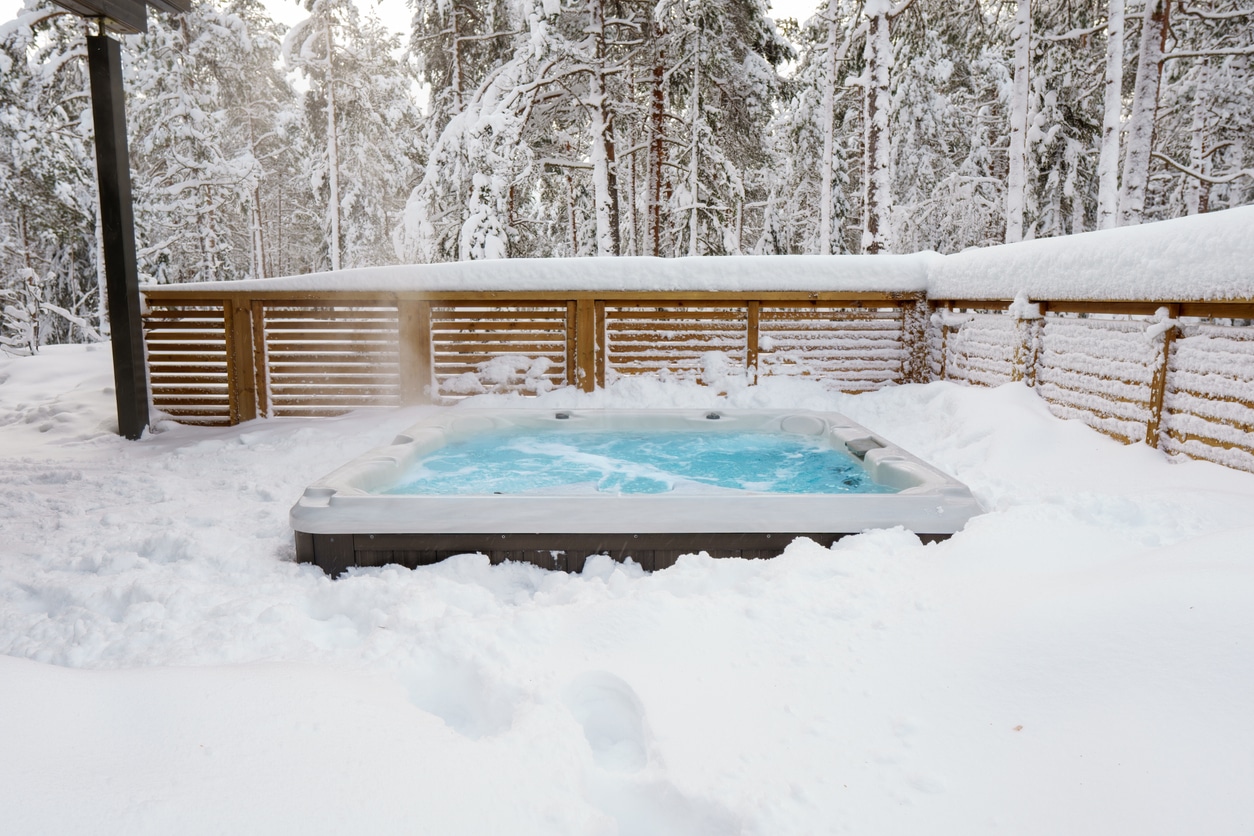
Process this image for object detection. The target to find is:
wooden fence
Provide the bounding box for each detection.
[140,288,929,424]
[139,285,1254,473]
[930,298,1254,472]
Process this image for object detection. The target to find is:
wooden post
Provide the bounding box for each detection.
[565,301,577,387]
[901,297,930,383]
[1145,304,1180,449]
[250,299,268,417]
[1011,299,1044,386]
[224,300,258,423]
[746,301,760,384]
[594,300,606,388]
[87,34,150,439]
[576,298,596,392]
[399,300,433,403]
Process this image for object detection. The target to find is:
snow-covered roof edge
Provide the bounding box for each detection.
[141,206,1254,302]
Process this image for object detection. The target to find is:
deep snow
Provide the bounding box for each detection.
[3,344,1254,835]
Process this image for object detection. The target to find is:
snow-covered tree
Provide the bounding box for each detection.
[0,1,102,344]
[286,0,424,270]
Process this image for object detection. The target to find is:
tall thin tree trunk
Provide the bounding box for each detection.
[862,1,892,254]
[324,20,342,270]
[648,50,666,257]
[688,20,702,257]
[1005,0,1031,243]
[1096,0,1124,229]
[1117,0,1170,226]
[1185,57,1210,215]
[819,13,839,254]
[449,1,464,113]
[587,0,620,256]
[94,192,108,336]
[566,169,578,255]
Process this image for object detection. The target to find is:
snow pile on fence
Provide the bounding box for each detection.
[184,253,936,294]
[161,206,1254,303]
[929,205,1254,301]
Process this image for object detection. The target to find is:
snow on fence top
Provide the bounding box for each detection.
[175,254,935,295]
[150,206,1254,302]
[928,205,1254,302]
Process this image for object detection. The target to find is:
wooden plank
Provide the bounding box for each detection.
[265,350,397,362]
[143,330,228,342]
[566,301,577,387]
[270,385,400,396]
[269,364,399,376]
[430,323,568,335]
[262,330,402,343]
[604,309,747,321]
[432,340,570,353]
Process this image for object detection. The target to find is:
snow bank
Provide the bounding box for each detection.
[4,346,1254,834]
[149,207,1254,303]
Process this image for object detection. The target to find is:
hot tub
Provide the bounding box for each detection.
[291,409,982,575]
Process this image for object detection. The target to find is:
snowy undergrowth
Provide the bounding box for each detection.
[2,345,1253,835]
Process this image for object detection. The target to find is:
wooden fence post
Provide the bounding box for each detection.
[575,298,596,392]
[1145,304,1180,449]
[399,300,434,403]
[746,301,761,384]
[901,297,931,383]
[224,299,258,424]
[250,299,269,418]
[1011,298,1044,386]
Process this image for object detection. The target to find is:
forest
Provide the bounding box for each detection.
[1,0,1251,348]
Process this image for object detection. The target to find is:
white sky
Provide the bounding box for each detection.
[2,0,821,39]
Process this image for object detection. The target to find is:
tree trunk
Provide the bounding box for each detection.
[1005,0,1031,243]
[324,19,342,270]
[861,1,892,254]
[1117,0,1170,226]
[1185,56,1210,215]
[648,50,666,258]
[587,0,620,256]
[688,20,702,257]
[1096,0,1124,229]
[819,14,839,254]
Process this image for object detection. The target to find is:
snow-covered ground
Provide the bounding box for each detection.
[3,344,1253,835]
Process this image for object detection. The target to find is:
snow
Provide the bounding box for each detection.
[930,204,1254,301]
[4,344,1254,833]
[156,205,1254,303]
[165,252,937,294]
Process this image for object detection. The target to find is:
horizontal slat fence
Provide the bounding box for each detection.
[143,300,232,425]
[931,299,1254,472]
[141,285,1254,473]
[141,289,924,420]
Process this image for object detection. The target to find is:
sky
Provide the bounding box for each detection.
[1,0,822,38]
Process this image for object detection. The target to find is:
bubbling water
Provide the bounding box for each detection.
[384,430,895,496]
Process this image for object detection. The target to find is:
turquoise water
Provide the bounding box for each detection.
[383,430,895,496]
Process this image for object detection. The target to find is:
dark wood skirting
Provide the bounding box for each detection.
[295,531,950,576]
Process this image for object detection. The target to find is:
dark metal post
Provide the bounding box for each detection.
[87,33,149,440]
